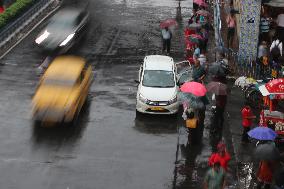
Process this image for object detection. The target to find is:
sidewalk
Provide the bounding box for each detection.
[226,82,258,189]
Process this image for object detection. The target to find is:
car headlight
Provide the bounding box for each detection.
[138,94,149,104]
[59,33,75,47]
[168,96,177,104]
[35,30,50,44]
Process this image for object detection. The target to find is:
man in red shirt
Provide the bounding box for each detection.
[241,102,256,143]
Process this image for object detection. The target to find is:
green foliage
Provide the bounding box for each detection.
[0,0,34,29]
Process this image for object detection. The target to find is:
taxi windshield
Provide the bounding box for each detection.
[42,77,76,87]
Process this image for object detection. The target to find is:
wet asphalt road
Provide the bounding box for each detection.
[0,0,239,188]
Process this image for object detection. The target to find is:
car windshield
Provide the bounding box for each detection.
[142,70,175,88]
[42,78,76,87]
[48,15,76,29]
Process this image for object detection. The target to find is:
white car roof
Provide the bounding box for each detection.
[144,55,174,71]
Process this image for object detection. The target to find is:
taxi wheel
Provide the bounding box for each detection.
[33,120,42,127]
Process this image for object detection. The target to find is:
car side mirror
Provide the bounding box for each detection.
[134,79,140,84]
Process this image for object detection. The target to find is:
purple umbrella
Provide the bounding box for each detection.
[248,126,277,141]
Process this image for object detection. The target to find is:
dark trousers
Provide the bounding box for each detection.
[227,27,235,48]
[163,39,171,53]
[242,126,250,142]
[215,107,224,130]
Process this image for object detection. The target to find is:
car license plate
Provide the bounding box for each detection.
[150,107,164,111]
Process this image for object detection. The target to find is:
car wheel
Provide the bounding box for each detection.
[136,110,143,119]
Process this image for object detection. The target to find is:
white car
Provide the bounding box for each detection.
[136,55,180,115]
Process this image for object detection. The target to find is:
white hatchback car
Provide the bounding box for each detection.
[136,55,180,115]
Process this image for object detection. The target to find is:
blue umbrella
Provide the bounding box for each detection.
[248,126,277,141]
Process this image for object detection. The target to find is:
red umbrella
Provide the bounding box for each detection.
[160,19,177,28]
[194,0,208,7]
[180,81,207,97]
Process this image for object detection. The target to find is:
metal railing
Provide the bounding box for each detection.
[0,0,54,49]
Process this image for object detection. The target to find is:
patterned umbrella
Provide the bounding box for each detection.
[178,92,205,109]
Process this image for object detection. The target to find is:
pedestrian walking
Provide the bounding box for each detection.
[204,161,226,189]
[257,41,269,79]
[193,43,201,59]
[226,10,236,48]
[208,142,231,171]
[161,27,172,54]
[241,102,256,143]
[192,59,206,83]
[256,160,275,189]
[201,27,209,53]
[259,13,271,43]
[276,12,284,42]
[214,94,227,131]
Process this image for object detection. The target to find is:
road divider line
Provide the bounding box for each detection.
[106,29,120,55]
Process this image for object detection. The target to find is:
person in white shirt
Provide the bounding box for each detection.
[161,27,172,54]
[276,13,284,42]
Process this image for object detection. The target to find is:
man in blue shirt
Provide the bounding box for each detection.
[161,27,172,54]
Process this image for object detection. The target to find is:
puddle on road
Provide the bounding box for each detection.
[238,162,256,189]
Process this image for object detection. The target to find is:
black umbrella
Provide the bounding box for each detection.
[208,62,226,77]
[254,142,280,161]
[213,46,229,53]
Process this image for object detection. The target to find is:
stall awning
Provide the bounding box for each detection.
[265,0,284,7]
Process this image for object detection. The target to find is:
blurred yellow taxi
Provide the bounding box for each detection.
[32,56,93,123]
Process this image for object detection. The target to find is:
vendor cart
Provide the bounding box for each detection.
[259,78,284,142]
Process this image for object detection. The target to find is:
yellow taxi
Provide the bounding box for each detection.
[32,56,93,123]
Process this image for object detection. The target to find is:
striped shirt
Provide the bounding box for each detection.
[260,17,270,33]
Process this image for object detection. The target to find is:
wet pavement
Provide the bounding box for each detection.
[0,0,241,188]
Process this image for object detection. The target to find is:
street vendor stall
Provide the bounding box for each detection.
[259,78,284,142]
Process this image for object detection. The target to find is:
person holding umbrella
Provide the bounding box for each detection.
[193,59,206,83]
[210,83,227,133]
[254,142,280,189]
[161,26,172,55]
[256,160,275,189]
